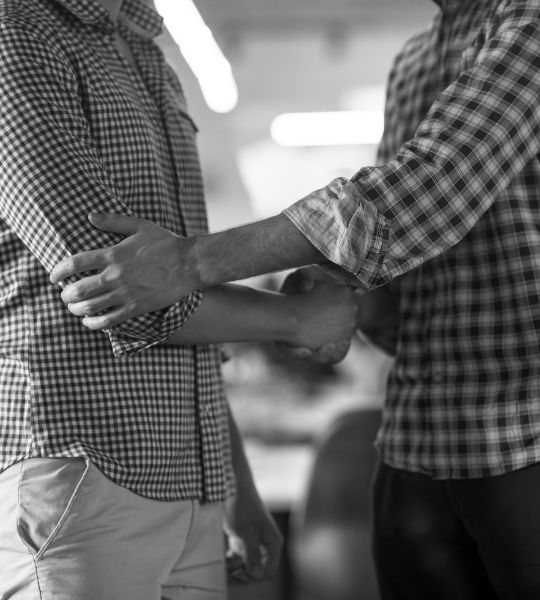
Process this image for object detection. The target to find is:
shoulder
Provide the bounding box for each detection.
[0,0,79,79]
[0,0,72,58]
[391,16,439,74]
[496,0,540,22]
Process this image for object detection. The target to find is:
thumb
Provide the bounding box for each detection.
[280,268,315,295]
[296,268,315,293]
[88,212,149,236]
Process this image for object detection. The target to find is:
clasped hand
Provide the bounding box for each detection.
[276,266,358,365]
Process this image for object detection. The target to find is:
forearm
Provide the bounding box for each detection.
[227,404,258,493]
[188,214,324,289]
[163,283,300,346]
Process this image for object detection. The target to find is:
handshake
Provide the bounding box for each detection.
[49,214,398,363]
[275,266,358,365]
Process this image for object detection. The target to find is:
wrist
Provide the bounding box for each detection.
[188,232,229,289]
[277,295,304,346]
[177,235,204,292]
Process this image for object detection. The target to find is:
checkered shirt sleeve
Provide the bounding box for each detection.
[284,0,540,292]
[0,19,201,357]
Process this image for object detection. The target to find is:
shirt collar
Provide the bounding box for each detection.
[52,0,163,38]
[120,0,164,39]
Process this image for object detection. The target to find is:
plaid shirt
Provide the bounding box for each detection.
[0,0,233,501]
[285,0,540,479]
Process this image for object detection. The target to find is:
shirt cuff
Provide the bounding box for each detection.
[282,177,390,291]
[107,289,204,358]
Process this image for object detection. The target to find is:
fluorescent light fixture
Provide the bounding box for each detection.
[341,84,386,111]
[155,0,238,113]
[271,110,384,147]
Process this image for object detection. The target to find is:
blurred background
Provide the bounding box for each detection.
[156,1,437,598]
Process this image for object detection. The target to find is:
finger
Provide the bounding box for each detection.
[226,552,250,582]
[280,270,303,295]
[89,212,149,236]
[226,546,254,583]
[50,251,108,284]
[312,341,336,362]
[237,529,265,580]
[261,540,281,577]
[280,268,315,295]
[311,339,351,364]
[227,567,251,584]
[275,342,314,360]
[259,524,283,577]
[81,306,135,330]
[296,269,316,293]
[60,274,111,304]
[67,291,122,317]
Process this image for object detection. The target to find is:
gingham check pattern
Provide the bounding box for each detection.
[0,0,233,500]
[285,0,540,479]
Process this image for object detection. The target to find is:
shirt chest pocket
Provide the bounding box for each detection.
[166,91,199,142]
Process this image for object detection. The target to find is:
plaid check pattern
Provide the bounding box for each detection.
[0,0,233,500]
[285,0,540,479]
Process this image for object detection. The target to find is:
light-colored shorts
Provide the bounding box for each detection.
[0,458,226,600]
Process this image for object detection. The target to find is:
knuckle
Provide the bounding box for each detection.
[97,316,113,330]
[72,284,87,302]
[80,302,94,316]
[103,266,120,284]
[64,257,78,272]
[126,301,140,318]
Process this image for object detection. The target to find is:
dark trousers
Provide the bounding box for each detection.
[372,461,540,600]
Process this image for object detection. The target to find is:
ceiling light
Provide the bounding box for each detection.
[271,111,384,146]
[155,0,238,113]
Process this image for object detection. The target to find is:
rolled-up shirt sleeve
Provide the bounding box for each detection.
[284,3,540,292]
[0,21,201,357]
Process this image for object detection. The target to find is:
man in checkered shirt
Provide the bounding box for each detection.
[56,0,540,597]
[0,0,361,597]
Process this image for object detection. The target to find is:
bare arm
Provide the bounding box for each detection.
[189,214,324,289]
[160,281,357,351]
[50,214,323,331]
[224,406,283,582]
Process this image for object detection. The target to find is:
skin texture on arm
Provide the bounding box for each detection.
[189,214,324,287]
[50,213,323,330]
[224,405,283,583]
[159,282,357,351]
